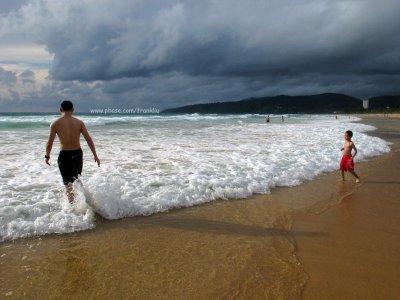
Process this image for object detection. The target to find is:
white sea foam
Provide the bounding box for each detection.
[0,114,390,241]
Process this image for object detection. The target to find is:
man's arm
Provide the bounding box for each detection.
[45,123,56,165]
[81,121,100,167]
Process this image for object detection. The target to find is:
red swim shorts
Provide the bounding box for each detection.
[340,154,354,171]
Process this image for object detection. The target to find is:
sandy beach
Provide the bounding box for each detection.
[1,116,399,299]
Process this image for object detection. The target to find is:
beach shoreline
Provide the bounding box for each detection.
[350,112,400,119]
[1,115,399,299]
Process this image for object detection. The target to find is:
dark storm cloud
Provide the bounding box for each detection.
[64,1,400,82]
[4,0,399,81]
[1,0,400,111]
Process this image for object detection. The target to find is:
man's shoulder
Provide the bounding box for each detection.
[71,116,83,123]
[53,116,83,126]
[51,117,62,126]
[71,116,85,130]
[75,117,85,127]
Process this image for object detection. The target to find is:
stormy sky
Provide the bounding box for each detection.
[1,0,399,112]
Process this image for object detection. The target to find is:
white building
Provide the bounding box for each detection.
[363,99,369,110]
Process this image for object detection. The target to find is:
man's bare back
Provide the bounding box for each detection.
[45,100,100,202]
[46,111,99,165]
[52,115,84,150]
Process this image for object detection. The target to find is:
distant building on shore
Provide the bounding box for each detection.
[363,99,369,110]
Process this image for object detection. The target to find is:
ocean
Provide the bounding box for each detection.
[0,113,390,242]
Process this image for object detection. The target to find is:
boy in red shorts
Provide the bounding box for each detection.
[340,130,360,183]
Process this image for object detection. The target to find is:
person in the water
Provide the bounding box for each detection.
[45,100,100,202]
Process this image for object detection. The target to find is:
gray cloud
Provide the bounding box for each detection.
[0,67,17,85]
[1,0,400,111]
[18,69,35,84]
[0,0,25,15]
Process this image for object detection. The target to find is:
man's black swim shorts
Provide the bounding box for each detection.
[57,148,83,185]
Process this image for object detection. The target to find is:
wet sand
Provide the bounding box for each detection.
[294,117,400,299]
[1,117,399,299]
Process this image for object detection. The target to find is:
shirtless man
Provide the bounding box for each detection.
[45,100,100,202]
[340,130,360,183]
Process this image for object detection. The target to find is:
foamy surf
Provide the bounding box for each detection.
[0,114,391,241]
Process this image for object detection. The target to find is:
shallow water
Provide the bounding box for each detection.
[0,113,390,241]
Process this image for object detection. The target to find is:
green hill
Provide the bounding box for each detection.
[368,96,400,111]
[162,93,363,114]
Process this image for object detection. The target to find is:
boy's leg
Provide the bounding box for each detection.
[341,170,345,181]
[349,170,360,182]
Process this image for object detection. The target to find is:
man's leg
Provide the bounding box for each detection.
[66,183,75,203]
[341,170,345,181]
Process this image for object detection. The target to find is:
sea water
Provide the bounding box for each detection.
[0,113,390,242]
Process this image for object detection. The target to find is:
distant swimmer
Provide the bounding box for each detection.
[266,115,270,123]
[45,100,100,202]
[340,130,360,183]
[282,115,284,122]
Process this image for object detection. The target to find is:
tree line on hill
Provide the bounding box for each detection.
[162,93,400,114]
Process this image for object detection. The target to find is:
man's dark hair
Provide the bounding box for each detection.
[346,130,353,138]
[61,100,73,111]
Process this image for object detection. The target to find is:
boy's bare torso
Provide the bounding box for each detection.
[53,116,83,150]
[343,140,354,155]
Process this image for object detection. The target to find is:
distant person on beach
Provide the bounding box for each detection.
[266,115,270,123]
[340,130,360,183]
[45,100,100,202]
[282,115,284,122]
